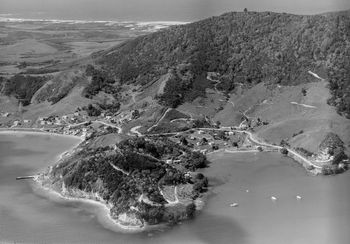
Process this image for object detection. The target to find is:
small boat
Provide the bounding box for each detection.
[296,195,302,200]
[230,203,239,207]
[271,196,277,201]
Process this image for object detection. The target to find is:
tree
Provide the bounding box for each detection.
[244,8,248,12]
[212,144,219,150]
[200,137,208,145]
[301,88,307,96]
[180,136,188,146]
[85,104,101,117]
[332,149,347,165]
[186,203,196,218]
[280,148,288,155]
[132,110,140,119]
[232,141,239,147]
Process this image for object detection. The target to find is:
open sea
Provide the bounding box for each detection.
[0,132,349,244]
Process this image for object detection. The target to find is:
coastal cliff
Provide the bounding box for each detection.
[36,136,209,228]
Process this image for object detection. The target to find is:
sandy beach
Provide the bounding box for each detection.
[0,128,84,140]
[12,129,146,232]
[32,177,145,232]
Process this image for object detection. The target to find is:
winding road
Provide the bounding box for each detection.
[207,73,224,95]
[147,108,172,132]
[308,71,325,81]
[290,102,317,109]
[94,120,122,134]
[130,125,142,136]
[159,186,179,205]
[231,129,322,169]
[109,162,129,176]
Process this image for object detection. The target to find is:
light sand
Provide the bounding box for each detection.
[0,128,83,140]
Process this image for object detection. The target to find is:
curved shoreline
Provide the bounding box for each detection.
[2,130,145,232]
[0,128,83,140]
[32,178,146,232]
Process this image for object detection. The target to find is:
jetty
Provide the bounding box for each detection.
[16,175,37,180]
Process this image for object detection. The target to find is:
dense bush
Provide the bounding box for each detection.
[98,101,121,114]
[50,136,209,225]
[48,81,75,104]
[84,104,101,117]
[83,65,119,98]
[97,11,350,116]
[3,75,48,105]
[321,164,346,175]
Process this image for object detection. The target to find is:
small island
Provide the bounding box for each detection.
[36,136,209,229]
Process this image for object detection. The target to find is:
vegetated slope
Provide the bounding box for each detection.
[32,68,86,104]
[40,137,208,226]
[2,74,50,105]
[96,10,350,117]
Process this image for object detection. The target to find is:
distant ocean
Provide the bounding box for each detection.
[0,13,189,32]
[0,12,188,25]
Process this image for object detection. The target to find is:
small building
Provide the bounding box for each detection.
[13,120,20,126]
[240,123,248,130]
[198,130,205,135]
[23,119,31,123]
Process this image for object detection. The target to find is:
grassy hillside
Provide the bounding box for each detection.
[97,10,350,117]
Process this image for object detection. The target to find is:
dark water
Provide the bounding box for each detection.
[0,132,349,244]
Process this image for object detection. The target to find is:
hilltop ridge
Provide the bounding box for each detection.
[95,10,349,117]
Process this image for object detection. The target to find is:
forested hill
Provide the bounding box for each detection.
[96,10,350,118]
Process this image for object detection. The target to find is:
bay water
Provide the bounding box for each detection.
[0,132,349,244]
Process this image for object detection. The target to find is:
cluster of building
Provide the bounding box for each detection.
[102,109,140,126]
[10,119,31,127]
[312,148,334,163]
[43,125,93,139]
[37,112,87,127]
[172,128,255,155]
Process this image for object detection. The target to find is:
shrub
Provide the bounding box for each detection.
[84,104,101,117]
[280,148,288,155]
[3,75,48,105]
[306,165,315,170]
